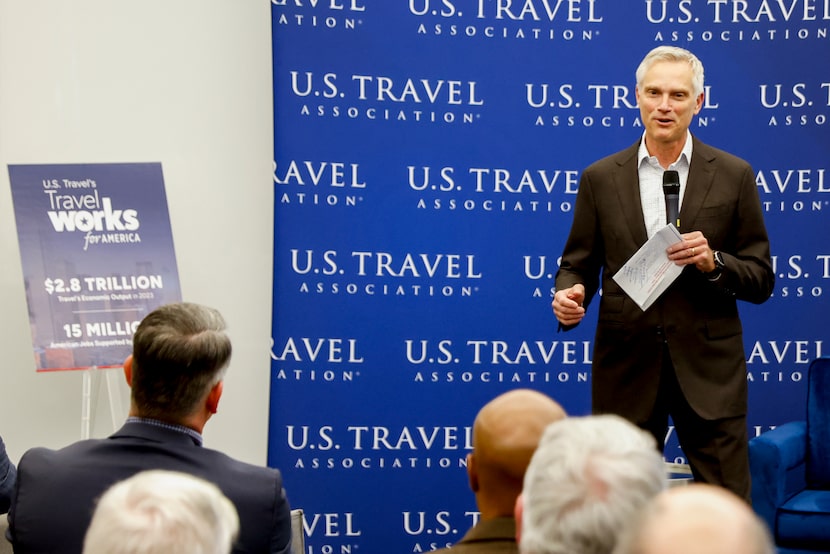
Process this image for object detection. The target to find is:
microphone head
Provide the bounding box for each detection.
[662,170,680,191]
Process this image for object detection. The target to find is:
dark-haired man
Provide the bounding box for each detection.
[9,302,292,554]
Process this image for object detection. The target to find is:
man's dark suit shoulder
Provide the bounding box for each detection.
[9,424,291,554]
[582,136,753,175]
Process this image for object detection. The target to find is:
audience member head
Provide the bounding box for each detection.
[635,45,705,97]
[82,469,239,554]
[125,302,232,427]
[467,389,567,519]
[517,414,666,554]
[612,483,775,554]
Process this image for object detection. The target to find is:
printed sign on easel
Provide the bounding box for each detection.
[8,162,181,372]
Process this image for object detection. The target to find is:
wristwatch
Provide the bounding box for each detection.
[707,250,725,280]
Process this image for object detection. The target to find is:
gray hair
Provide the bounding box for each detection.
[82,470,239,554]
[131,302,232,421]
[635,46,705,97]
[519,415,666,554]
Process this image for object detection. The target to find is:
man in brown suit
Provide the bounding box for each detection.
[434,389,566,553]
[552,46,773,501]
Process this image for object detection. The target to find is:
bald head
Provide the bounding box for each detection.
[468,389,566,519]
[615,484,775,554]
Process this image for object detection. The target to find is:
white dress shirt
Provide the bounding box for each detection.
[637,130,694,238]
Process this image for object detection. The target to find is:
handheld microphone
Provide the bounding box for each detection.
[662,170,680,228]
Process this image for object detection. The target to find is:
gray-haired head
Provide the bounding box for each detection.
[83,469,239,554]
[519,414,666,554]
[636,46,705,97]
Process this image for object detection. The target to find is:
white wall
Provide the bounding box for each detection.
[0,1,274,466]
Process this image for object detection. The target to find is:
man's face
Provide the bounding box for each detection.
[636,60,704,148]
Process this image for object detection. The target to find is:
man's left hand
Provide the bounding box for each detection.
[666,231,717,273]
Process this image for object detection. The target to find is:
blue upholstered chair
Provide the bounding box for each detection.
[749,357,830,554]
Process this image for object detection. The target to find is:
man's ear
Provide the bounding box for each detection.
[123,355,133,386]
[694,91,704,114]
[467,452,479,493]
[206,381,224,414]
[514,493,524,544]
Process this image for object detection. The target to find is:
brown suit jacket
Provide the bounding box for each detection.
[432,517,517,554]
[555,135,773,421]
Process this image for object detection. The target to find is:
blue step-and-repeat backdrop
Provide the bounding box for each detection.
[268,2,828,552]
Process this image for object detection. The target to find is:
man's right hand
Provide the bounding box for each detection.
[552,284,586,326]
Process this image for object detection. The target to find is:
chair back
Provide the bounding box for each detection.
[807,357,830,487]
[290,508,305,554]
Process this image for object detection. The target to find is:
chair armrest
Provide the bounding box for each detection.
[749,421,808,530]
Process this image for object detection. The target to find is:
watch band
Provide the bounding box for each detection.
[707,251,724,280]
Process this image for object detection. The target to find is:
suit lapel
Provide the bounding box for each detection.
[680,136,717,232]
[612,142,649,246]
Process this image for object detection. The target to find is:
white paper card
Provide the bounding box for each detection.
[612,224,684,311]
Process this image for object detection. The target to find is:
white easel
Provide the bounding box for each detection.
[80,366,124,440]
